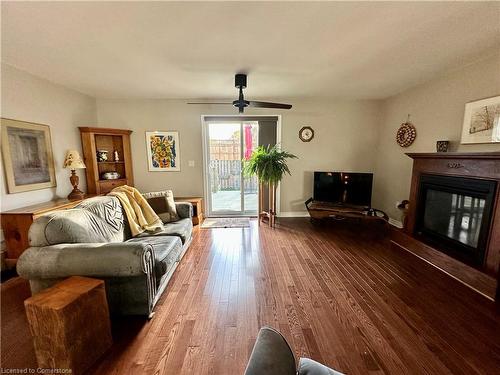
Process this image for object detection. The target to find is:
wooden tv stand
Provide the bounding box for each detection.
[305,198,388,222]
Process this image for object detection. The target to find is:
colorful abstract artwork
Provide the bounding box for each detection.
[145,131,181,171]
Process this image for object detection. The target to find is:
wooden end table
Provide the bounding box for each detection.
[176,196,204,225]
[1,195,98,264]
[24,276,112,375]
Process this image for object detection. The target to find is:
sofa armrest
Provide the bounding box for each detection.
[17,242,154,280]
[175,202,193,219]
[244,326,297,375]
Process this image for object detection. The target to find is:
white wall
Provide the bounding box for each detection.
[1,63,97,211]
[279,99,382,214]
[373,54,500,222]
[96,98,382,214]
[3,54,498,221]
[0,63,381,218]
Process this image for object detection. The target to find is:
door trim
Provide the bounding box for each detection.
[201,115,282,218]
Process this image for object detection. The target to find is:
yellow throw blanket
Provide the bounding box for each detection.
[108,185,163,237]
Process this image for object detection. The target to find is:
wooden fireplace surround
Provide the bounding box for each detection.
[406,152,500,300]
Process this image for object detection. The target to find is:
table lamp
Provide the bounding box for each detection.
[63,150,86,200]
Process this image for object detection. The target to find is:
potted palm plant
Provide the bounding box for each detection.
[243,145,297,227]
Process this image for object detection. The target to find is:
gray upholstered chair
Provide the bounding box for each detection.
[244,327,344,375]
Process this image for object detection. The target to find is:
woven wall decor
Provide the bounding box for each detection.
[396,115,416,147]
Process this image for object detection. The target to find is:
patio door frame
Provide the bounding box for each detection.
[201,115,282,218]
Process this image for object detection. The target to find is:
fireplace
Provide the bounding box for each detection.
[404,152,500,301]
[415,174,496,267]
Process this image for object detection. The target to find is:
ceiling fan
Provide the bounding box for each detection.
[188,74,292,113]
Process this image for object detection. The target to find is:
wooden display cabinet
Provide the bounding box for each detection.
[79,127,134,194]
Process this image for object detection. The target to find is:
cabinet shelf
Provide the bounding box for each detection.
[79,127,134,194]
[98,178,127,183]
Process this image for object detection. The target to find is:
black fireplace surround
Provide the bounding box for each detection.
[416,174,497,267]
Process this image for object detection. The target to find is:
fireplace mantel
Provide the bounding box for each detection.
[405,151,500,301]
[406,152,500,160]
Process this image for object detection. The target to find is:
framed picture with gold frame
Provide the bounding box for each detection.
[1,118,57,193]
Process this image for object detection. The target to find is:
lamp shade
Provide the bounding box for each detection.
[63,150,86,169]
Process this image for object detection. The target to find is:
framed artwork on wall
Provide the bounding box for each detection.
[145,131,181,172]
[461,95,500,144]
[1,118,57,193]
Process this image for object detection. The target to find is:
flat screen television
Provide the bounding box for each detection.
[313,171,373,207]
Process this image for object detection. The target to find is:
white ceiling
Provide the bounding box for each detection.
[2,1,499,100]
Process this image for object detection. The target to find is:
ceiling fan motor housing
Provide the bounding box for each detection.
[188,73,291,113]
[235,73,247,88]
[233,99,249,113]
[234,74,248,112]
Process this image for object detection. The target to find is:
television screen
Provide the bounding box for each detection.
[313,172,373,207]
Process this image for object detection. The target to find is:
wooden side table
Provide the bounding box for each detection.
[1,196,96,263]
[24,276,112,375]
[176,197,204,225]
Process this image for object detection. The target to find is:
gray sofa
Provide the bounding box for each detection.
[17,194,193,316]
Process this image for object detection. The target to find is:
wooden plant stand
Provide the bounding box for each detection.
[258,182,277,227]
[305,198,389,223]
[24,276,112,375]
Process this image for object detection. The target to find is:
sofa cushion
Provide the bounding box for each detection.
[29,196,126,246]
[142,190,178,223]
[137,218,193,244]
[126,236,182,283]
[175,202,193,219]
[298,358,345,375]
[77,195,132,238]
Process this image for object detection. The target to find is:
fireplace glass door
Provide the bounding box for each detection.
[423,190,485,248]
[416,174,496,266]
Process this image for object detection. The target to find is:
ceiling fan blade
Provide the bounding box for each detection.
[248,101,292,109]
[187,102,232,105]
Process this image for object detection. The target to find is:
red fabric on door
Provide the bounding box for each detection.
[244,124,253,159]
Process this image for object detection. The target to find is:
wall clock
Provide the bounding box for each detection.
[396,116,416,147]
[299,126,314,142]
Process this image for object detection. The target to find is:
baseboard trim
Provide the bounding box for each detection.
[278,211,310,218]
[279,212,404,224]
[388,218,403,228]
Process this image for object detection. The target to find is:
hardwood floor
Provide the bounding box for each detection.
[3,218,500,374]
[1,276,37,368]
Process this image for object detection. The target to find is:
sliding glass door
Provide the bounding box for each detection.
[204,121,258,216]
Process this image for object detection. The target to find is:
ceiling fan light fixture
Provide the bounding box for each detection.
[233,99,249,113]
[232,99,249,107]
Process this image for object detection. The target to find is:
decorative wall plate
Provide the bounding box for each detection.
[396,121,416,147]
[299,126,314,142]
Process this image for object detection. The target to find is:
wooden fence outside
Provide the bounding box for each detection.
[209,159,258,193]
